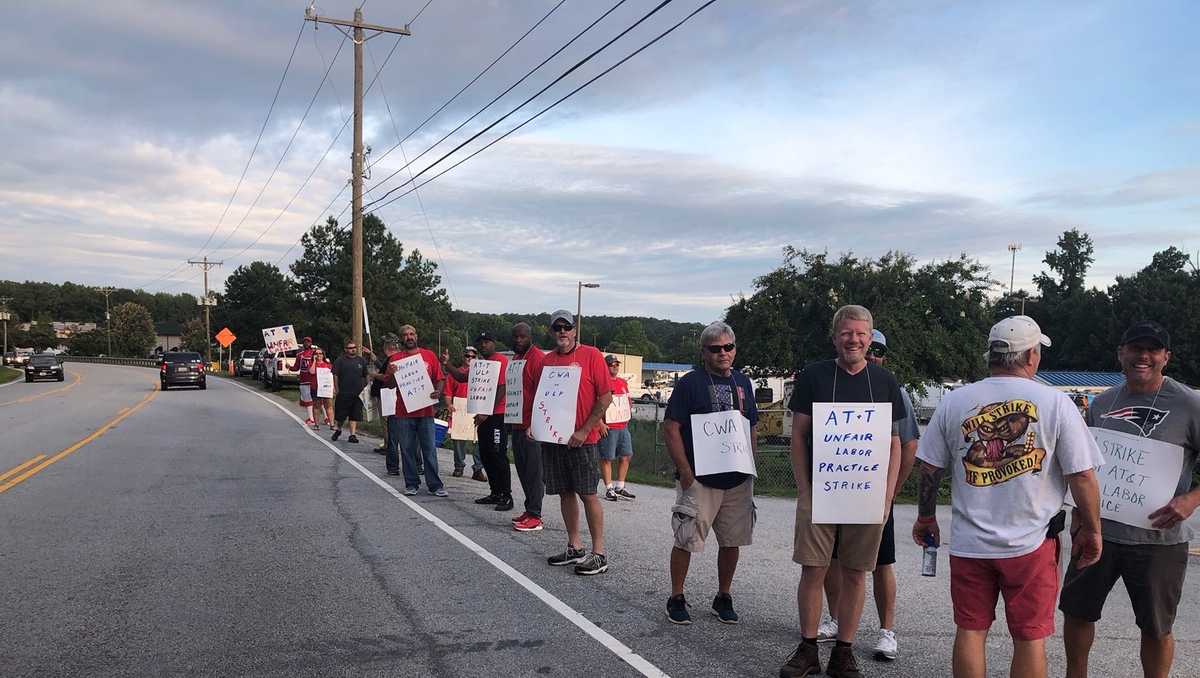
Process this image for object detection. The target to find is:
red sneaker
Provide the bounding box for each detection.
[511,511,530,524]
[513,515,543,532]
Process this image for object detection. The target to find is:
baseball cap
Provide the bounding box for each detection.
[988,315,1051,353]
[464,345,478,355]
[1120,321,1170,350]
[475,331,495,343]
[549,309,575,326]
[605,354,620,365]
[302,336,312,343]
[871,329,887,347]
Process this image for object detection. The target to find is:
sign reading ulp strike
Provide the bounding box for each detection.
[503,359,526,424]
[531,366,581,444]
[261,325,298,354]
[1088,427,1184,529]
[466,359,501,415]
[811,403,892,524]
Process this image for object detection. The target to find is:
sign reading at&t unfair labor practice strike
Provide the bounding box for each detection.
[531,366,581,444]
[466,359,501,415]
[811,402,892,524]
[1068,427,1185,529]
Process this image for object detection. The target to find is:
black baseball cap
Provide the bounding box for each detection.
[1120,321,1170,350]
[475,332,496,343]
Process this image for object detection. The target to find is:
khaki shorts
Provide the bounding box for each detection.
[671,478,756,553]
[792,481,886,572]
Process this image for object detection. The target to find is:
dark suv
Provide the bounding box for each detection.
[160,351,207,390]
[25,354,64,382]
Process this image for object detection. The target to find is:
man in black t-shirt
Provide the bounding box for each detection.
[662,321,759,626]
[331,340,371,443]
[369,335,399,455]
[781,305,905,678]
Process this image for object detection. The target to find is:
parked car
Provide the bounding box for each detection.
[160,351,207,391]
[262,348,301,391]
[236,349,258,377]
[252,348,271,382]
[5,349,33,367]
[24,353,64,382]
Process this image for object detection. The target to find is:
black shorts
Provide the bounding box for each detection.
[541,443,600,496]
[1059,540,1189,638]
[832,506,896,567]
[334,393,365,422]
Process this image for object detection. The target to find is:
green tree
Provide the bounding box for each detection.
[1026,229,1110,370]
[607,319,660,360]
[1108,246,1200,383]
[12,323,58,351]
[217,261,300,350]
[109,302,155,357]
[181,318,208,353]
[68,329,106,356]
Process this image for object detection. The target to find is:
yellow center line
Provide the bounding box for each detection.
[0,455,47,483]
[0,370,82,407]
[0,382,159,494]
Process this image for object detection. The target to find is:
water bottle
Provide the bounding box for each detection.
[921,534,938,577]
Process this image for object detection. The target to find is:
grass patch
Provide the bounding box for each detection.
[0,366,20,385]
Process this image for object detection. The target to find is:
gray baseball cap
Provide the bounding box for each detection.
[549,310,575,326]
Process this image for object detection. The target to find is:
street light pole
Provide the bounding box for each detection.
[1007,242,1022,313]
[576,281,599,345]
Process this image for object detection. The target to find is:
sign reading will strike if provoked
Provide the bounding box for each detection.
[811,403,892,524]
[466,359,501,415]
[391,354,437,413]
[690,409,756,477]
[1074,427,1185,530]
[504,359,526,424]
[531,366,581,445]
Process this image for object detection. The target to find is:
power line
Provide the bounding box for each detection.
[364,0,678,211]
[368,0,718,215]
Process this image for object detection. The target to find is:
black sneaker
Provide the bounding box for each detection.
[573,552,608,576]
[347,434,359,444]
[386,470,400,476]
[331,429,341,441]
[604,487,619,501]
[616,487,636,500]
[452,467,465,478]
[474,494,500,505]
[547,546,587,567]
[494,495,514,511]
[373,446,386,456]
[711,592,739,624]
[667,593,691,625]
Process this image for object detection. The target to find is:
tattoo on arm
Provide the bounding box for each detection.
[918,462,945,518]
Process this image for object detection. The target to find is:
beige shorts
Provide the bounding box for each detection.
[671,478,756,553]
[792,481,885,572]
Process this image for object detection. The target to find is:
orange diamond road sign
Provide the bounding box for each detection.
[215,327,236,348]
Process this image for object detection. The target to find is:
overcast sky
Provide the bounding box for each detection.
[1,0,1197,322]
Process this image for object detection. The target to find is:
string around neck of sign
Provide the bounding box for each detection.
[832,360,874,404]
[1104,380,1165,438]
[705,368,740,413]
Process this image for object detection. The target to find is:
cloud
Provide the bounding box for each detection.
[1023,168,1200,208]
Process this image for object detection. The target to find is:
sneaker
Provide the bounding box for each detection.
[433,488,449,498]
[547,546,587,567]
[604,487,619,501]
[666,593,692,625]
[474,494,500,505]
[817,616,839,643]
[331,429,341,441]
[513,515,544,532]
[347,435,359,444]
[403,487,418,496]
[511,511,531,524]
[386,470,400,476]
[872,629,897,661]
[305,418,317,430]
[471,469,488,482]
[452,467,465,478]
[616,487,636,500]
[494,495,514,511]
[779,642,822,678]
[373,446,386,456]
[826,644,863,678]
[574,552,608,576]
[711,592,739,624]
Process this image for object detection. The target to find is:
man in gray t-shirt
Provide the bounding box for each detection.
[1061,321,1200,678]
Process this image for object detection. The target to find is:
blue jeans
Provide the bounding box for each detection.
[387,416,443,491]
[453,440,483,472]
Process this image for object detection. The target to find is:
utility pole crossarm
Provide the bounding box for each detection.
[304,11,411,36]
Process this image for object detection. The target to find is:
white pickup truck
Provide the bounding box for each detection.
[262,348,302,391]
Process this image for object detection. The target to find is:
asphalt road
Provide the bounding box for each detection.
[2,363,1197,677]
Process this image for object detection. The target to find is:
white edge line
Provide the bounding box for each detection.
[224,378,670,678]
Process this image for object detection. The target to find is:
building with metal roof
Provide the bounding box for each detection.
[1034,370,1124,393]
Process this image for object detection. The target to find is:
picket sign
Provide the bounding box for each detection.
[811,402,893,524]
[261,325,299,354]
[449,396,477,441]
[315,367,334,398]
[1066,427,1186,530]
[466,359,501,415]
[504,359,526,424]
[531,366,581,444]
[392,354,437,412]
[690,409,756,476]
[380,387,397,419]
[605,393,632,424]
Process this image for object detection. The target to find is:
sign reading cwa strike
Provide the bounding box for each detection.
[1086,427,1184,529]
[811,403,892,524]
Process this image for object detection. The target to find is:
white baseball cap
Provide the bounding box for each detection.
[988,315,1051,353]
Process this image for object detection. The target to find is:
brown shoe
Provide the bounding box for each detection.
[471,469,488,482]
[826,644,862,678]
[779,642,822,678]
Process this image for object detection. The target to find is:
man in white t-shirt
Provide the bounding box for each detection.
[911,315,1104,678]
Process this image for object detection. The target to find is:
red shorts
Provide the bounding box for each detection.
[949,538,1059,641]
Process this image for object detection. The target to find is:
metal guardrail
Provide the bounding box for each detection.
[61,355,160,368]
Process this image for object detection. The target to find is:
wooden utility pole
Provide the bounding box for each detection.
[304,5,410,351]
[188,257,223,365]
[96,286,115,356]
[0,296,11,362]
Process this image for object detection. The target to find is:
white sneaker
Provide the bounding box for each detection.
[872,628,898,661]
[816,616,839,643]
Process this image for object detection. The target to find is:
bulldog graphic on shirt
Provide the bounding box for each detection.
[960,400,1047,487]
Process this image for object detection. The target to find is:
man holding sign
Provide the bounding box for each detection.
[662,322,758,626]
[781,305,905,678]
[524,310,612,575]
[384,324,447,496]
[600,354,636,502]
[1061,321,1200,678]
[466,333,512,511]
[914,315,1103,678]
[508,322,546,533]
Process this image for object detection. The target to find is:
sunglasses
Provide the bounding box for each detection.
[705,343,736,354]
[867,345,887,357]
[345,346,357,350]
[551,323,574,332]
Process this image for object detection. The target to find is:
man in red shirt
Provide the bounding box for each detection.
[447,332,513,510]
[289,336,319,429]
[509,322,546,532]
[524,310,612,575]
[385,324,447,497]
[444,346,485,481]
[599,354,636,502]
